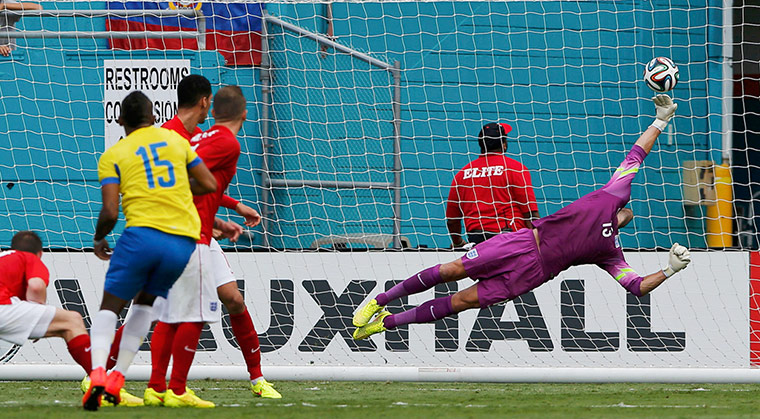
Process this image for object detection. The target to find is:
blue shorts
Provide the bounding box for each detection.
[104,227,196,301]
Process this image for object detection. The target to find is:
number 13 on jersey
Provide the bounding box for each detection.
[135,142,176,189]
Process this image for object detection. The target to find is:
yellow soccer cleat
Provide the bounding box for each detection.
[80,375,90,394]
[163,389,215,408]
[143,388,165,407]
[251,379,282,399]
[83,374,144,407]
[353,310,391,340]
[353,298,384,327]
[101,388,144,407]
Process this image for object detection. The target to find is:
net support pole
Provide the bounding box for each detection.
[721,0,733,164]
[392,61,403,249]
[259,11,273,248]
[195,10,206,50]
[262,13,401,248]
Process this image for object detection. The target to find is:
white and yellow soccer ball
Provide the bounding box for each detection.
[643,57,679,92]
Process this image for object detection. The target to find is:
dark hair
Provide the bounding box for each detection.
[213,86,246,122]
[11,231,43,254]
[120,91,153,128]
[178,75,212,109]
[477,123,512,154]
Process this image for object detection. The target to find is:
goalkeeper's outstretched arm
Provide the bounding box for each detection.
[634,94,678,154]
[638,243,692,296]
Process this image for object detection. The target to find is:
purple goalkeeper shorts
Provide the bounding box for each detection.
[461,228,546,308]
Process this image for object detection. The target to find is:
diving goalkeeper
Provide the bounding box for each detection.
[353,95,691,339]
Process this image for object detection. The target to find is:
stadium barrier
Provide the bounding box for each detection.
[0,250,758,383]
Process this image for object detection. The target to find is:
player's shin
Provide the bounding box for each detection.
[66,333,92,374]
[89,310,118,369]
[148,321,178,392]
[168,322,204,395]
[229,308,263,380]
[376,264,444,306]
[113,304,153,374]
[384,294,455,329]
[105,325,124,371]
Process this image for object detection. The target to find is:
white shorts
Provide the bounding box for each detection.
[158,243,222,324]
[0,298,56,345]
[209,238,236,288]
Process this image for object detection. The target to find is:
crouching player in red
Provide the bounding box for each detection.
[353,95,692,340]
[82,91,217,411]
[0,231,92,375]
[143,85,280,408]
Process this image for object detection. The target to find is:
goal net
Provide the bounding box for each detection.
[0,1,757,382]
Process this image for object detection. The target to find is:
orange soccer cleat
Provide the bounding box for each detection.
[82,367,107,411]
[102,370,125,406]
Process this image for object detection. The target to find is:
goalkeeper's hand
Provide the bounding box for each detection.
[651,94,677,131]
[662,242,691,277]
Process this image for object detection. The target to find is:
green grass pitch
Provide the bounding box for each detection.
[1,380,759,418]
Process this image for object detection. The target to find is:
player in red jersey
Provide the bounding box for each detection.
[0,231,91,375]
[446,123,539,246]
[95,76,274,406]
[144,84,280,407]
[145,85,279,407]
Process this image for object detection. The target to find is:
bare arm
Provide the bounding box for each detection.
[25,277,46,304]
[447,218,466,248]
[638,243,691,296]
[635,94,678,153]
[94,183,120,242]
[522,209,540,229]
[188,161,217,195]
[633,126,663,154]
[638,270,668,296]
[93,183,120,260]
[235,202,261,227]
[0,2,43,10]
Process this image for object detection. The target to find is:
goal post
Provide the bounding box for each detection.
[1,1,758,383]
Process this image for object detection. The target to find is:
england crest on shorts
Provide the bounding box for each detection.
[466,248,479,259]
[210,301,218,312]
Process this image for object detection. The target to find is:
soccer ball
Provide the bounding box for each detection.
[643,57,679,92]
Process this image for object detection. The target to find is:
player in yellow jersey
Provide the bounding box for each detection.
[82,91,217,411]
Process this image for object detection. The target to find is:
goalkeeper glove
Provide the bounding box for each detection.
[662,242,691,278]
[651,94,677,132]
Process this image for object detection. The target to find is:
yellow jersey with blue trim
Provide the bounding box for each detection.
[97,125,202,240]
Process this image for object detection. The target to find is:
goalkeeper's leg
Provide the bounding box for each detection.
[354,282,479,340]
[355,261,467,327]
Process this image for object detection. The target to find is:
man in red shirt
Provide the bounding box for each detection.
[99,76,278,406]
[146,85,280,407]
[446,123,539,246]
[0,231,91,374]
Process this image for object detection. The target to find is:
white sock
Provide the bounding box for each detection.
[90,310,118,370]
[113,304,154,374]
[252,377,264,385]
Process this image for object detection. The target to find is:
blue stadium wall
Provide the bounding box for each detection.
[0,1,723,249]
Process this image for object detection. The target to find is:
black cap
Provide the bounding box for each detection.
[478,122,513,153]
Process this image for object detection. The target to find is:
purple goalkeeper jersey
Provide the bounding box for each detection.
[532,145,648,296]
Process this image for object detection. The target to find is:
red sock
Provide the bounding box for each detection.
[67,333,92,374]
[168,322,203,395]
[105,325,124,371]
[230,309,262,380]
[148,322,178,392]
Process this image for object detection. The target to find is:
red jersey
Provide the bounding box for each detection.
[161,115,202,141]
[0,250,49,304]
[190,125,241,245]
[446,153,538,233]
[162,115,239,210]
